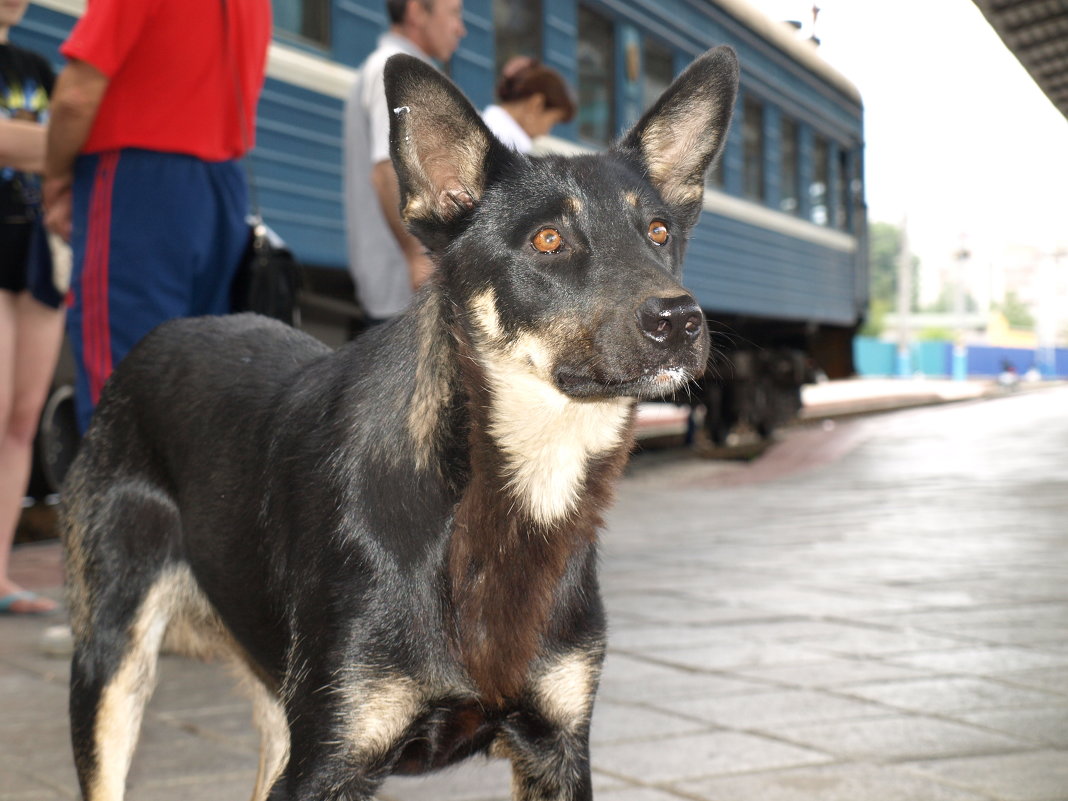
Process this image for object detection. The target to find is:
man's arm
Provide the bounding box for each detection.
[370,159,434,290]
[0,119,47,173]
[43,58,109,241]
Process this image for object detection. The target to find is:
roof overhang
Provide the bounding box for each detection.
[972,0,1068,121]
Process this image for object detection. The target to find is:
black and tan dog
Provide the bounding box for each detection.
[61,47,738,801]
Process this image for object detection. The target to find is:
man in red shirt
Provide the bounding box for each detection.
[43,0,271,433]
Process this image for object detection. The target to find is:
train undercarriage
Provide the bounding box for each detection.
[687,315,858,446]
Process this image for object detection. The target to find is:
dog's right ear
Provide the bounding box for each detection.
[384,54,512,245]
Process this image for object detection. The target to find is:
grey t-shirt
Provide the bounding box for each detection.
[343,33,434,320]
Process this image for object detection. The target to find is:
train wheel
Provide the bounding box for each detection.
[702,382,732,446]
[34,384,81,495]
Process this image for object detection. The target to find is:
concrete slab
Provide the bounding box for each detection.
[771,715,1030,762]
[679,762,991,801]
[647,687,891,730]
[841,675,1064,716]
[591,730,831,784]
[906,750,1068,801]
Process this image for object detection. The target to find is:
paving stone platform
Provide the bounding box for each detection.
[4,384,1067,801]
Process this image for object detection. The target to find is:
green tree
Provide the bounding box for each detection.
[917,327,955,341]
[859,297,890,337]
[923,287,980,314]
[869,221,899,307]
[993,291,1035,329]
[865,221,919,336]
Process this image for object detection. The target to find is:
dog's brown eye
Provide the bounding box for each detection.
[648,221,669,246]
[532,227,564,253]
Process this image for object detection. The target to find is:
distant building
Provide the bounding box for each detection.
[913,240,1066,348]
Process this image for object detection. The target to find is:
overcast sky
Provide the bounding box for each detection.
[747,0,1068,271]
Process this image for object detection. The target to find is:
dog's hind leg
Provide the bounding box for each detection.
[245,677,290,801]
[65,484,184,801]
[69,573,181,800]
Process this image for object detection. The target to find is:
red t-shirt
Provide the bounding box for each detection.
[61,0,271,160]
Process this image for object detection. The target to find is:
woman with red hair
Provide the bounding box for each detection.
[482,57,576,153]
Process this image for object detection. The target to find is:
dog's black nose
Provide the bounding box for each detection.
[636,294,705,348]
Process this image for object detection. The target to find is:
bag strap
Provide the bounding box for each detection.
[220,0,263,229]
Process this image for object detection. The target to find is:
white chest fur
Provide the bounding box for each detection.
[470,291,633,527]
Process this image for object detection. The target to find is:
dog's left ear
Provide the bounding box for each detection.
[384,54,511,244]
[616,46,739,227]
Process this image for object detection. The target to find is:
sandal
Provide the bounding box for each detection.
[0,590,58,615]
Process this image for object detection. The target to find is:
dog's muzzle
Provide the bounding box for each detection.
[551,292,709,399]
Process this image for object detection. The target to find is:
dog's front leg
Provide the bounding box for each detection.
[265,737,383,801]
[266,769,380,801]
[266,671,422,800]
[498,712,594,801]
[499,650,602,801]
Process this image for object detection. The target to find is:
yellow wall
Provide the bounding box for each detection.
[986,312,1037,348]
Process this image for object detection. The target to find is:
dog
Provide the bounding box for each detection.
[61,46,738,801]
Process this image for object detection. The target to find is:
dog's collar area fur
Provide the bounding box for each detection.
[464,288,636,527]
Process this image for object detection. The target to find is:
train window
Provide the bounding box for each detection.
[742,97,765,202]
[643,39,673,111]
[494,0,543,78]
[835,148,850,231]
[577,6,616,145]
[272,0,330,47]
[809,135,830,226]
[780,117,800,215]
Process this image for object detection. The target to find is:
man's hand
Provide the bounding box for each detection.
[371,159,436,290]
[43,175,74,242]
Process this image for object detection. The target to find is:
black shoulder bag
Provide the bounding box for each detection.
[222,0,303,326]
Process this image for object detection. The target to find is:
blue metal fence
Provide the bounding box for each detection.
[854,337,1068,378]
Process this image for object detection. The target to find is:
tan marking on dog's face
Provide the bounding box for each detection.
[533,651,601,731]
[565,196,583,214]
[469,290,633,527]
[624,191,639,208]
[339,675,424,761]
[470,289,505,343]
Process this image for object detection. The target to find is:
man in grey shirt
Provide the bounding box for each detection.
[344,0,466,322]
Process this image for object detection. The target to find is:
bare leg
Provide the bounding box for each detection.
[0,290,65,611]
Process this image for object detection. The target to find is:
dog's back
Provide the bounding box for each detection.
[62,47,740,801]
[75,313,327,470]
[63,315,327,670]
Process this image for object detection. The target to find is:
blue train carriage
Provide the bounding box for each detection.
[267,0,867,442]
[269,0,867,445]
[269,0,866,446]
[19,0,866,452]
